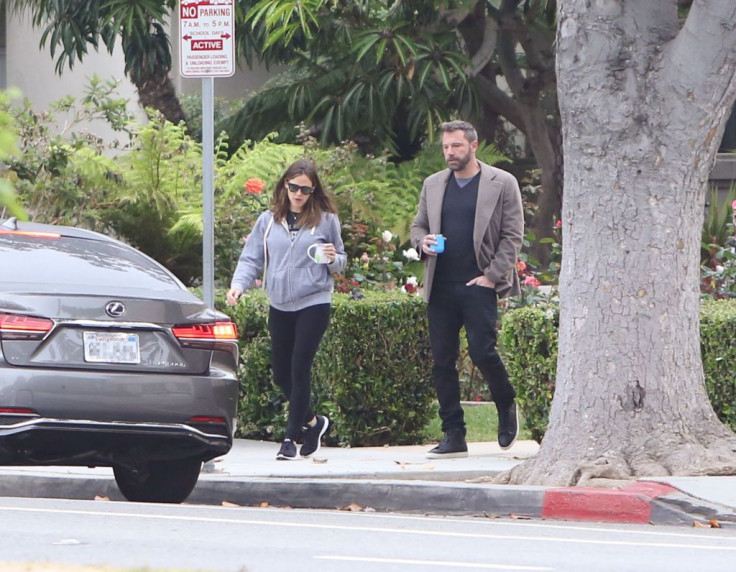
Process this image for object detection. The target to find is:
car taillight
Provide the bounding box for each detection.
[187,415,226,424]
[186,415,230,437]
[0,407,37,415]
[0,407,39,426]
[172,322,238,340]
[0,313,54,340]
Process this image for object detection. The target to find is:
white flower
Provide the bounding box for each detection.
[402,247,420,261]
[406,276,418,286]
[716,265,725,274]
[381,230,393,243]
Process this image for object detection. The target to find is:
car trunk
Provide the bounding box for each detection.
[0,292,216,375]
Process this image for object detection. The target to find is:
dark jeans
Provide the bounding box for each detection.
[427,282,516,434]
[268,303,331,440]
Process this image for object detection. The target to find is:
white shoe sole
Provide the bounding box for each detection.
[426,450,468,459]
[301,417,330,458]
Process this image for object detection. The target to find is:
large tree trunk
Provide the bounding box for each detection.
[502,0,736,486]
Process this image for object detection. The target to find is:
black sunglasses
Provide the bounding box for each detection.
[286,182,314,195]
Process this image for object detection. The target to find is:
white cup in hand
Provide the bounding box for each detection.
[307,243,331,264]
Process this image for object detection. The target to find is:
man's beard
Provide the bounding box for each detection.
[446,153,471,171]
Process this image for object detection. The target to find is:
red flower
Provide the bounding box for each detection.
[555,220,562,228]
[523,275,541,288]
[516,259,527,273]
[244,178,265,194]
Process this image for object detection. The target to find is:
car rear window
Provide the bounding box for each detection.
[0,233,182,290]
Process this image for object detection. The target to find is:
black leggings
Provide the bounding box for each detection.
[268,303,331,440]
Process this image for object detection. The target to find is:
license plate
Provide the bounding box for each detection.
[83,332,140,364]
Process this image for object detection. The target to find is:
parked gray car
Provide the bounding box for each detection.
[0,218,239,503]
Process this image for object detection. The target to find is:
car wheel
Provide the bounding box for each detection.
[113,459,202,503]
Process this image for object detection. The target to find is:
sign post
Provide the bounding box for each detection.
[179,0,235,309]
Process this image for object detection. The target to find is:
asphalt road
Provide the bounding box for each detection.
[2,497,736,572]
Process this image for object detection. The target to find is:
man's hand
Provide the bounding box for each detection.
[226,288,243,306]
[466,275,495,288]
[421,234,440,256]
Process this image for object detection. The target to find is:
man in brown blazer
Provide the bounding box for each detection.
[410,120,524,458]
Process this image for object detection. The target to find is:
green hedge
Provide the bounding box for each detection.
[217,290,434,446]
[500,300,736,443]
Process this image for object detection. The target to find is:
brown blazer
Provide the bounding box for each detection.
[410,161,524,302]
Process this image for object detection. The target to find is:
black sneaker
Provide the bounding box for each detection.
[300,416,330,458]
[497,401,519,450]
[426,428,468,459]
[276,439,298,460]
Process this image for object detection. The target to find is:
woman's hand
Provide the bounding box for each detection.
[321,243,337,263]
[226,288,243,306]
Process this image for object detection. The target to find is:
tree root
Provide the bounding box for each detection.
[495,436,736,487]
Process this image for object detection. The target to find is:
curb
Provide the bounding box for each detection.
[541,481,736,527]
[2,474,735,526]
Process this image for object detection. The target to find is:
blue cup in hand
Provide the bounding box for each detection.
[430,234,445,253]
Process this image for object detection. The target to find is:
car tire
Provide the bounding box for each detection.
[113,459,202,503]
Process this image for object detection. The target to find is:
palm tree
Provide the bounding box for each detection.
[4,0,186,126]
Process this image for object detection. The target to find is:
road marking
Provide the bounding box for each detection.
[316,555,553,570]
[1,505,735,552]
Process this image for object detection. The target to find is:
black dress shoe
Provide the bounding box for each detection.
[426,428,468,459]
[497,401,519,450]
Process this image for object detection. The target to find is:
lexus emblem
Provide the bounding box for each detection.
[105,301,126,318]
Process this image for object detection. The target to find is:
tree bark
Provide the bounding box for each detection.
[501,0,736,486]
[133,72,188,127]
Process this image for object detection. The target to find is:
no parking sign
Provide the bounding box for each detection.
[179,0,235,77]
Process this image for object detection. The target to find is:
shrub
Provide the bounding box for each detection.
[499,305,558,443]
[501,300,736,442]
[217,289,434,446]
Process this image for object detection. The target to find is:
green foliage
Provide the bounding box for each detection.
[218,289,434,446]
[701,300,736,426]
[5,77,132,228]
[700,186,736,299]
[0,89,25,220]
[499,305,558,443]
[702,185,736,259]
[501,301,736,443]
[6,0,176,76]
[102,110,203,283]
[228,0,482,157]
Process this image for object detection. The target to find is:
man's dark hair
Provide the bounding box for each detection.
[440,120,478,143]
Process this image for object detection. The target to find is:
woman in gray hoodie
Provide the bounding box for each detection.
[226,160,347,460]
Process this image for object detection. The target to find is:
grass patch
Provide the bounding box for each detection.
[423,401,532,443]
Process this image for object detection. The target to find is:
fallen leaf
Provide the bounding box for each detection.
[259,501,270,508]
[709,519,722,528]
[93,495,109,502]
[312,457,328,464]
[364,507,376,512]
[693,521,709,527]
[341,502,363,512]
[509,513,532,520]
[222,500,240,507]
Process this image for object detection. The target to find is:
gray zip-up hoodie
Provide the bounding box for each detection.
[230,210,347,311]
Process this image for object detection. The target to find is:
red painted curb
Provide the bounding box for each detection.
[541,481,678,523]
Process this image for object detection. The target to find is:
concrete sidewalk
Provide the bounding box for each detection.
[1,438,736,527]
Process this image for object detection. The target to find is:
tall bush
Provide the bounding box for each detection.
[218,289,434,446]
